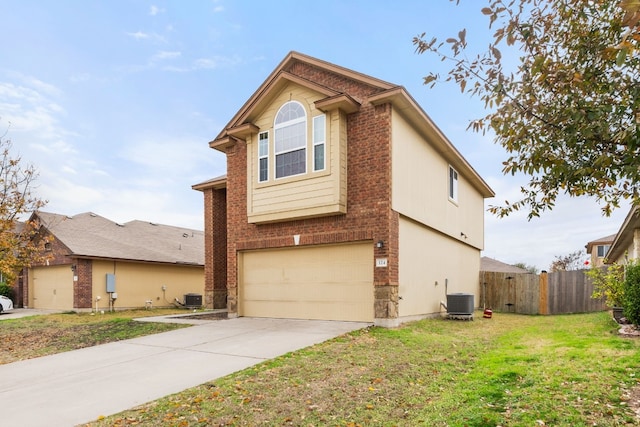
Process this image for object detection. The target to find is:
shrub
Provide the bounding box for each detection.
[623,261,640,326]
[587,263,625,308]
[0,282,15,301]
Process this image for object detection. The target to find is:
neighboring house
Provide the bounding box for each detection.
[193,51,494,327]
[19,211,204,311]
[585,234,615,267]
[606,206,640,264]
[480,257,529,274]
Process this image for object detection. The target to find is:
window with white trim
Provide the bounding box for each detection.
[258,131,269,182]
[313,114,326,171]
[597,244,610,258]
[449,166,458,202]
[274,101,306,179]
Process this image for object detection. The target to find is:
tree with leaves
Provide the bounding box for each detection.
[414,0,640,219]
[549,250,587,272]
[513,262,538,274]
[0,125,48,286]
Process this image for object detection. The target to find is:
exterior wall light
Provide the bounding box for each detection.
[376,240,384,248]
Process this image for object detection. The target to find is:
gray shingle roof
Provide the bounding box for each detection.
[36,211,204,265]
[480,256,529,273]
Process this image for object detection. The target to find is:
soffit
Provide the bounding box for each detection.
[608,206,640,262]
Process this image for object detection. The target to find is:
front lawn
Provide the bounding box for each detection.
[0,309,189,364]
[84,312,640,426]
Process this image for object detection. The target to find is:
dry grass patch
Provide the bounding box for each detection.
[0,309,189,364]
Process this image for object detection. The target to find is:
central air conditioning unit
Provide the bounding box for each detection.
[184,293,202,308]
[446,293,475,316]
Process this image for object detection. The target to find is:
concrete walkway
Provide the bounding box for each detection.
[0,316,369,427]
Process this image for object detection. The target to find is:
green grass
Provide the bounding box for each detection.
[0,309,189,364]
[83,312,640,427]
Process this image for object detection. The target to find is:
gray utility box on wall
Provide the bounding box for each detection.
[446,293,475,315]
[184,293,202,308]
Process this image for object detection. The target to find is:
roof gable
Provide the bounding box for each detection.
[33,211,204,265]
[210,51,395,148]
[207,51,494,199]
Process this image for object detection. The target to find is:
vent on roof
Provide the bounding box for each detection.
[90,213,97,217]
[115,223,125,227]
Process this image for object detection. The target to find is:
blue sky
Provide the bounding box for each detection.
[1,0,629,270]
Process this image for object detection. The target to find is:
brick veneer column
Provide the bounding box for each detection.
[212,188,228,308]
[73,259,92,309]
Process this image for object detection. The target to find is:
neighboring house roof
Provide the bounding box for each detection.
[207,51,494,199]
[607,205,640,262]
[480,256,529,273]
[34,211,204,265]
[585,234,616,254]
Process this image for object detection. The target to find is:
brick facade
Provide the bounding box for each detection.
[203,58,403,321]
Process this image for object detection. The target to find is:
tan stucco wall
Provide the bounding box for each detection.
[246,83,347,223]
[391,110,485,250]
[398,216,480,318]
[91,260,204,310]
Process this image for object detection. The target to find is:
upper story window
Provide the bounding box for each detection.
[258,131,269,182]
[274,101,306,179]
[449,166,458,202]
[597,244,610,258]
[313,114,326,171]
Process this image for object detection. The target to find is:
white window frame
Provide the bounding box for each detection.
[258,131,269,182]
[597,245,610,258]
[274,101,307,179]
[312,114,326,172]
[449,166,459,202]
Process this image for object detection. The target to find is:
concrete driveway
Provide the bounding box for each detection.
[0,315,370,427]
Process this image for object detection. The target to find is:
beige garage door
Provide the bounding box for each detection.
[239,243,374,322]
[29,265,74,310]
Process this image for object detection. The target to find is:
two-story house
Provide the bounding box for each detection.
[193,52,494,327]
[585,234,615,267]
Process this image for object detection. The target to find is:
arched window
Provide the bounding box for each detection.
[274,101,306,178]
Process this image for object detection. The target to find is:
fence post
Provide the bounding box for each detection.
[539,271,548,315]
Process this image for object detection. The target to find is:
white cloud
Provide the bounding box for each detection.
[152,51,181,61]
[149,5,164,16]
[126,31,150,40]
[125,31,166,43]
[193,55,241,70]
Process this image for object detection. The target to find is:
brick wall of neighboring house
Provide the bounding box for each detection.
[74,258,93,309]
[221,64,400,319]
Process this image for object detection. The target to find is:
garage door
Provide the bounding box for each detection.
[239,243,374,322]
[29,265,74,310]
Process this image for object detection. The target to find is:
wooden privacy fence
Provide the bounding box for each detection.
[479,270,607,315]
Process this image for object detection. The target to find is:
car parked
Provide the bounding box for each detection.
[0,295,14,313]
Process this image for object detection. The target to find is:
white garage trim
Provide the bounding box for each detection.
[239,242,373,322]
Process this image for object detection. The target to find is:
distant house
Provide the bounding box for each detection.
[585,234,615,267]
[606,206,640,264]
[193,51,494,326]
[480,257,529,274]
[19,212,204,311]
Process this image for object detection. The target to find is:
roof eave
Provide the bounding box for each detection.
[368,87,495,199]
